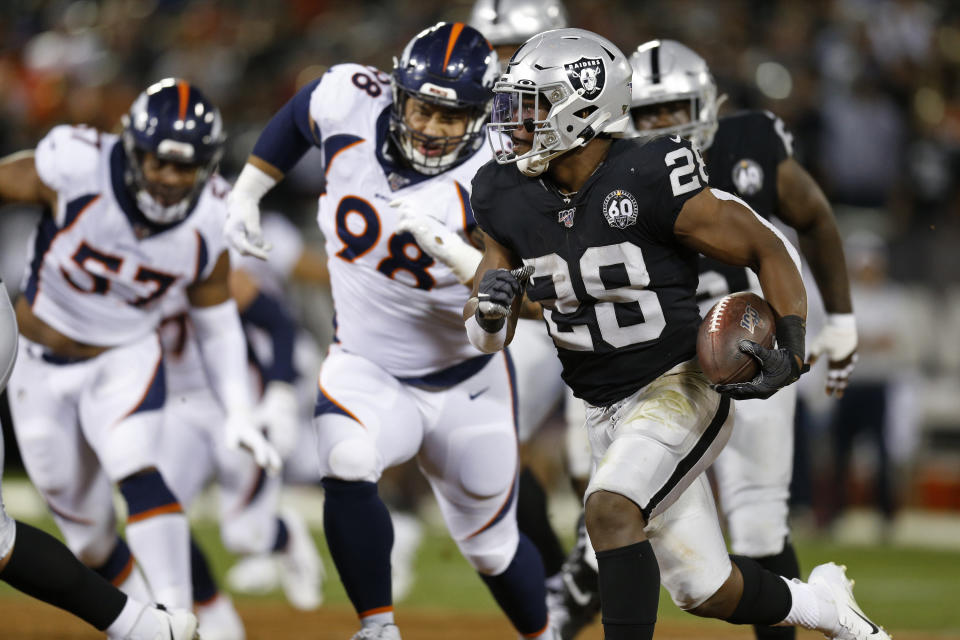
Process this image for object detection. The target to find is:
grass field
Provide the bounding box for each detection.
[2,517,959,638]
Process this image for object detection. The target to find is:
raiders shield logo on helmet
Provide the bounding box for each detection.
[732,159,763,196]
[564,57,605,101]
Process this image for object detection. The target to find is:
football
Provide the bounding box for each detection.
[697,292,776,385]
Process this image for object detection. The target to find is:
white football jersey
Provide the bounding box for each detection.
[309,64,491,377]
[23,125,230,347]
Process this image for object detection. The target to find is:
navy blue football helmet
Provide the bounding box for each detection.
[390,22,499,174]
[121,78,225,224]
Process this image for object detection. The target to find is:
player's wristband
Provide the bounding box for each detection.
[824,313,856,330]
[775,315,806,373]
[232,163,278,205]
[465,314,507,353]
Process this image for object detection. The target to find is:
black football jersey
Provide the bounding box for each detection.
[472,136,707,406]
[697,110,794,302]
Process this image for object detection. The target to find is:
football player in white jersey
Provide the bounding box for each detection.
[225,22,555,640]
[0,78,279,613]
[0,278,198,639]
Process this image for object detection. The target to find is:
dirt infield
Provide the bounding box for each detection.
[0,598,939,639]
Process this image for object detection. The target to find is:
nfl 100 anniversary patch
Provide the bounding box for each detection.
[602,189,638,229]
[732,158,763,196]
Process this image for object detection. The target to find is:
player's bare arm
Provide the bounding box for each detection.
[776,158,851,314]
[674,188,806,323]
[0,151,57,210]
[675,187,808,399]
[777,157,857,395]
[186,250,232,308]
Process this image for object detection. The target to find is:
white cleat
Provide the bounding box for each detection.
[147,606,200,640]
[350,623,402,640]
[225,554,280,595]
[196,594,245,640]
[808,562,890,640]
[278,507,324,610]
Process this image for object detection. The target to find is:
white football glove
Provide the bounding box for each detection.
[807,313,858,397]
[391,198,481,285]
[225,409,283,475]
[255,381,301,459]
[225,164,279,260]
[225,192,272,260]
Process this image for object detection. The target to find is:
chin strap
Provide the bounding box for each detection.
[516,111,612,178]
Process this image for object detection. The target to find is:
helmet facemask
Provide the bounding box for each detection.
[121,125,222,225]
[389,83,489,176]
[485,28,633,178]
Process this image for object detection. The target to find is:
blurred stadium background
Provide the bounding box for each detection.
[1,0,959,638]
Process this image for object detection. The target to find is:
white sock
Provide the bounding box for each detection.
[105,597,150,639]
[778,577,838,632]
[117,564,154,604]
[125,513,191,608]
[362,610,395,627]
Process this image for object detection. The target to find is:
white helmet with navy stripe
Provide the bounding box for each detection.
[629,39,720,149]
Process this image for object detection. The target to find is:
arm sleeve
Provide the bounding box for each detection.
[189,299,253,411]
[250,78,321,174]
[240,291,297,384]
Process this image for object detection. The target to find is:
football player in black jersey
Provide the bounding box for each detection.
[465,28,885,640]
[629,39,858,640]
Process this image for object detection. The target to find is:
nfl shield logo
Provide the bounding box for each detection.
[564,57,605,101]
[558,207,576,228]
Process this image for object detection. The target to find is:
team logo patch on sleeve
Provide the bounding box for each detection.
[602,189,638,229]
[732,159,763,196]
[564,57,605,101]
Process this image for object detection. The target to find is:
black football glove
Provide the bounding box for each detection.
[713,341,806,400]
[714,314,809,400]
[475,266,534,332]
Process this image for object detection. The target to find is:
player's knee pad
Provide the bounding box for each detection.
[326,438,378,482]
[451,427,515,500]
[458,525,519,575]
[726,500,789,558]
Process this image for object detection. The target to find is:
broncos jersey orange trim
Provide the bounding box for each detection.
[30,195,101,309]
[318,380,365,427]
[177,80,190,121]
[325,138,366,176]
[443,22,465,70]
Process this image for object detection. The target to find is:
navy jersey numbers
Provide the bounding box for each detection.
[526,242,665,351]
[351,68,391,98]
[334,196,435,291]
[62,240,177,307]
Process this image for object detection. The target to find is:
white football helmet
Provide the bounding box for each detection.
[468,0,570,46]
[629,39,721,149]
[488,28,633,177]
